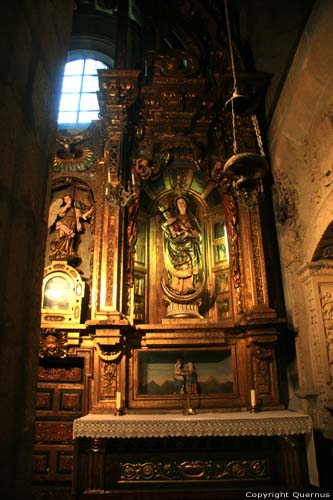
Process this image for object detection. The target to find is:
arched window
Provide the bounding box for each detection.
[58,58,108,124]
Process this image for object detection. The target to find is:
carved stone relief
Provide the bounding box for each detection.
[319,282,333,385]
[295,264,333,429]
[309,113,333,203]
[272,167,304,267]
[273,118,333,268]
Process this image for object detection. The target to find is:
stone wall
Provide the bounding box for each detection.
[0,2,73,498]
[268,0,333,435]
[239,0,315,121]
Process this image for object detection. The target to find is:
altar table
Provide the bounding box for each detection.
[72,411,318,499]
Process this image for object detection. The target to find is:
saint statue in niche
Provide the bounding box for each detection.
[160,195,203,297]
[48,194,94,263]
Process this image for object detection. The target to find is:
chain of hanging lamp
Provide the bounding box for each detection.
[251,114,265,156]
[224,0,238,155]
[222,0,269,196]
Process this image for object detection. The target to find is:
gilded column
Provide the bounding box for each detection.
[238,195,276,320]
[89,70,140,322]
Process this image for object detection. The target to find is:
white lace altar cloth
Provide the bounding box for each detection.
[73,410,318,486]
[73,410,311,440]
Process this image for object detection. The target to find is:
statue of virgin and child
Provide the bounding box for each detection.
[160,196,203,297]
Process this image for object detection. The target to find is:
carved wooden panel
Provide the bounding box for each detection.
[247,335,281,409]
[74,435,308,497]
[118,457,269,482]
[33,357,85,499]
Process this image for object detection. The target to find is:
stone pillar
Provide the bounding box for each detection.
[0,2,73,499]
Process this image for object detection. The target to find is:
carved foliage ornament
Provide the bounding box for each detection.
[253,346,273,394]
[120,458,268,482]
[249,208,265,304]
[100,361,117,400]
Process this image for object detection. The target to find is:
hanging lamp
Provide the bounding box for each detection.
[222,0,269,195]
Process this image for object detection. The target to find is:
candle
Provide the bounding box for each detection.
[107,169,111,184]
[250,389,256,407]
[116,391,121,410]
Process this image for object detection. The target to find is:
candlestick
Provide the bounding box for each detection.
[250,389,257,413]
[116,391,121,409]
[114,391,123,416]
[182,371,196,416]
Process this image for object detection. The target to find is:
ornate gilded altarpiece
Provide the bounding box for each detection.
[34,48,292,499]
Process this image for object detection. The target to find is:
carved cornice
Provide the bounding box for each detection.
[297,261,333,281]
